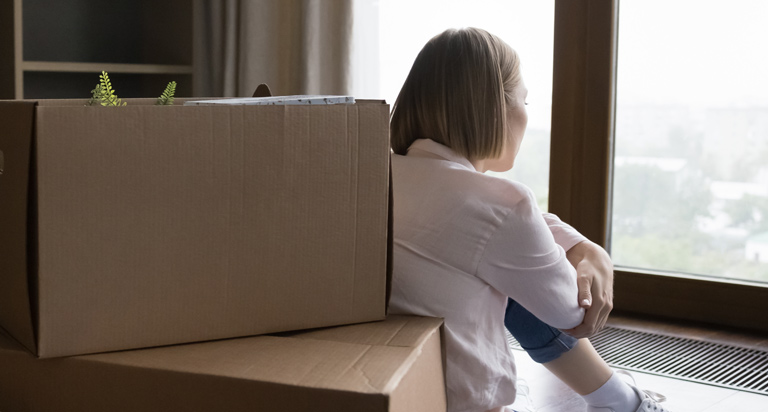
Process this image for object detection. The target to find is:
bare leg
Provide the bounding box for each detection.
[540,338,613,395]
[504,300,642,410]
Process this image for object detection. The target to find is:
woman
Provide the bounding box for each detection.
[387,27,669,412]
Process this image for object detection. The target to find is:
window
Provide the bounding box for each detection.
[612,0,768,284]
[549,0,768,331]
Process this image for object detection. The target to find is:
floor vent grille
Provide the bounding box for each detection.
[507,326,768,395]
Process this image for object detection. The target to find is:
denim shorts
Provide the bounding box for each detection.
[504,298,579,363]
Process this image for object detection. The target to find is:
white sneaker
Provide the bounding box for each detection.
[587,370,670,412]
[627,384,670,412]
[507,378,537,412]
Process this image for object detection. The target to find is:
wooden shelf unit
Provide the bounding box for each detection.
[0,0,194,100]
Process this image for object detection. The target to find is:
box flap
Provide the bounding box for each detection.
[389,322,445,412]
[288,316,444,348]
[0,317,441,394]
[0,317,441,393]
[252,83,272,97]
[56,316,442,396]
[0,101,38,354]
[82,335,414,393]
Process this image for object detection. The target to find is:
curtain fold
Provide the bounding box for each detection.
[194,0,353,97]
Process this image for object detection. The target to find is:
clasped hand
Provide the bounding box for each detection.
[562,240,614,339]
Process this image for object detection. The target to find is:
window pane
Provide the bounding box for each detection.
[612,0,768,283]
[375,0,554,210]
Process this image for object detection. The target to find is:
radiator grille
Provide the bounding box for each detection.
[507,326,768,395]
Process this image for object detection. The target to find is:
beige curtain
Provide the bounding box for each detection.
[193,0,353,97]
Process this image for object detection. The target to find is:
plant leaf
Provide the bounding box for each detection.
[156,81,177,105]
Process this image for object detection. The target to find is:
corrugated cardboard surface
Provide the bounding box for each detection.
[0,98,391,358]
[0,315,446,412]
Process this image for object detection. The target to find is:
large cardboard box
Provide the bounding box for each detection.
[0,315,446,412]
[0,98,391,358]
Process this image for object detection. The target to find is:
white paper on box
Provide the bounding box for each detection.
[184,95,355,106]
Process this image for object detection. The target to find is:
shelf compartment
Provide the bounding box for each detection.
[22,0,192,66]
[22,61,193,75]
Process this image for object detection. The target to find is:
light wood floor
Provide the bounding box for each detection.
[511,313,768,412]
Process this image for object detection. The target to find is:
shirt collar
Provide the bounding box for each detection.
[405,139,477,172]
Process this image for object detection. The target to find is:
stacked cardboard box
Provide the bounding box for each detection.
[0,97,447,410]
[0,97,391,358]
[0,315,446,411]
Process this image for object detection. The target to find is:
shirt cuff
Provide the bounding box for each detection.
[542,213,588,251]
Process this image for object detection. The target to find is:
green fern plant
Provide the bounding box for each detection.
[97,71,126,106]
[87,84,102,106]
[86,71,177,106]
[156,81,176,105]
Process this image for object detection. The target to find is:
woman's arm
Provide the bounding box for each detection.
[477,194,585,330]
[543,214,615,338]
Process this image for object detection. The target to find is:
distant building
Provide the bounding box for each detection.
[745,232,768,263]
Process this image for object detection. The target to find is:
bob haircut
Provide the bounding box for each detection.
[390,27,522,160]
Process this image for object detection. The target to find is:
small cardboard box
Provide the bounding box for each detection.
[0,316,446,412]
[0,98,391,358]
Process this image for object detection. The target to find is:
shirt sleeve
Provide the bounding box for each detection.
[543,213,587,252]
[476,191,585,329]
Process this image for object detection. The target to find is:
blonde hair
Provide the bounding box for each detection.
[390,28,522,160]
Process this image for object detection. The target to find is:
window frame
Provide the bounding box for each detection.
[549,0,768,332]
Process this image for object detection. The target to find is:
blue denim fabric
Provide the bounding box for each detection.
[504,298,578,363]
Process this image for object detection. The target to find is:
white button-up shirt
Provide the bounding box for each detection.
[388,139,586,412]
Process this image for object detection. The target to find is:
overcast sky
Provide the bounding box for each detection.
[371,0,768,128]
[378,0,554,130]
[618,0,768,107]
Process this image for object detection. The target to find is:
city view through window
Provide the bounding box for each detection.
[612,0,768,283]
